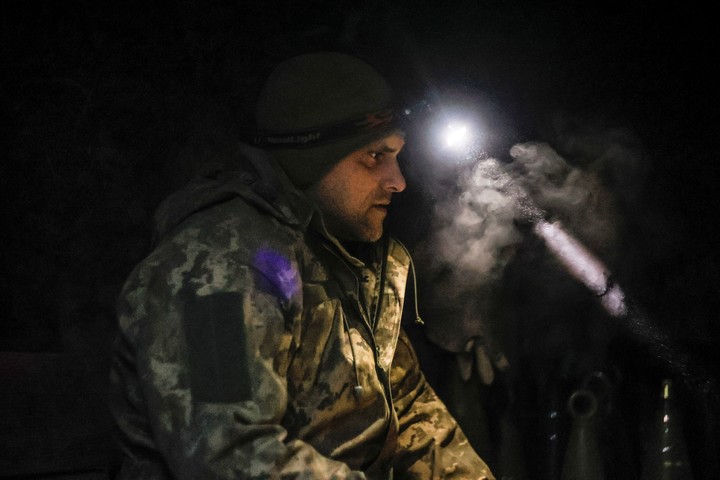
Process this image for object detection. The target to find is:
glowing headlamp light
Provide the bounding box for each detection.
[395,95,496,168]
[442,123,472,149]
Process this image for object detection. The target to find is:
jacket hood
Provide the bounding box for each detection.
[153,142,315,242]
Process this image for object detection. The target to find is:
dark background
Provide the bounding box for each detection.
[2,1,718,479]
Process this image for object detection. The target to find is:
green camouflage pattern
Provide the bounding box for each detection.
[109,146,495,479]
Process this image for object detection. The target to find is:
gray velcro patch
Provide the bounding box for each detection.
[183,292,252,403]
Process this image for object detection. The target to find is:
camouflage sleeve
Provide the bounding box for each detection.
[389,329,496,480]
[111,248,368,480]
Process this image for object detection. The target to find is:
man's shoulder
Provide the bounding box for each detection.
[122,197,308,297]
[172,196,300,245]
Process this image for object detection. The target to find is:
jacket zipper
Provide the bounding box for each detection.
[321,241,393,401]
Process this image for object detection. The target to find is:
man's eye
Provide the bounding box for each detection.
[368,152,381,160]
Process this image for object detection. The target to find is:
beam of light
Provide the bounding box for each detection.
[437,132,628,316]
[482,158,720,407]
[472,159,628,317]
[532,219,627,317]
[459,154,720,415]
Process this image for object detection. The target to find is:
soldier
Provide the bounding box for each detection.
[109,51,495,479]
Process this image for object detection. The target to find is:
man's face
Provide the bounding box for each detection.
[308,133,406,242]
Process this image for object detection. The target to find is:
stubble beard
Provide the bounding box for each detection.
[328,208,384,243]
[310,180,388,243]
[318,195,385,243]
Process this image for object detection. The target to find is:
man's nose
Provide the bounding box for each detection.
[383,156,406,193]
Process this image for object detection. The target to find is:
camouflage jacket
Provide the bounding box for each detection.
[109,145,494,479]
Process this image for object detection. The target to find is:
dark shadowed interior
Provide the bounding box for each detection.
[2,1,718,479]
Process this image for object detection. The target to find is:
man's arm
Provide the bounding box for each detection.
[109,252,367,479]
[390,329,496,480]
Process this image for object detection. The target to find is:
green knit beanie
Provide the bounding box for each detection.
[255,52,399,188]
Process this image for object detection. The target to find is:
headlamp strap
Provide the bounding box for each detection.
[253,109,395,149]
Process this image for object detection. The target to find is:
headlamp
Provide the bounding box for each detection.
[441,123,472,150]
[397,96,482,161]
